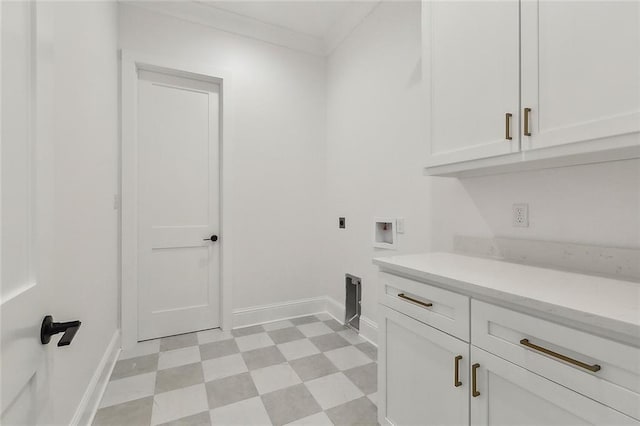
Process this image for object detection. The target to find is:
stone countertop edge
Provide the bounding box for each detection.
[373,252,640,347]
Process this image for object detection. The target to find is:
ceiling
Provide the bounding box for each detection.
[126,0,381,55]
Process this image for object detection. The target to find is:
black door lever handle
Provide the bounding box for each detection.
[203,235,218,242]
[41,315,81,347]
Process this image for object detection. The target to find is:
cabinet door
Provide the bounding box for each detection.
[423,0,520,167]
[470,346,640,426]
[378,305,469,426]
[521,1,640,151]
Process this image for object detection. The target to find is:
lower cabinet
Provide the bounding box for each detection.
[470,346,639,426]
[378,300,640,426]
[378,305,469,426]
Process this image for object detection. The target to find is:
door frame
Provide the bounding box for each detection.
[120,50,233,349]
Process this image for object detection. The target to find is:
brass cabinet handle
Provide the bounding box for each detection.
[397,293,433,308]
[471,363,480,397]
[520,339,601,372]
[523,107,532,136]
[505,113,513,140]
[454,355,463,387]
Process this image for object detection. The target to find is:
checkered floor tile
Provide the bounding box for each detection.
[93,314,378,426]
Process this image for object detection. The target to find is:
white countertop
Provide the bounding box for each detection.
[373,252,640,344]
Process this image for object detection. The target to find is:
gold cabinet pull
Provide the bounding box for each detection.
[471,363,480,397]
[523,107,532,136]
[397,293,432,308]
[520,339,601,372]
[454,355,463,387]
[505,113,513,140]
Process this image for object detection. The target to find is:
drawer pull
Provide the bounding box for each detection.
[397,293,432,308]
[454,355,462,387]
[471,363,480,397]
[524,107,532,136]
[519,339,601,373]
[505,112,513,140]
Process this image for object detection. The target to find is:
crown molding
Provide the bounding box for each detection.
[122,1,326,56]
[121,0,382,57]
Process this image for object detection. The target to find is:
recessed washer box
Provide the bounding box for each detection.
[374,217,397,249]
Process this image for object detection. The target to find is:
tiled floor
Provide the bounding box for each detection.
[93,314,378,426]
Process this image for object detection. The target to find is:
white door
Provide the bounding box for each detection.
[137,70,220,341]
[470,346,640,426]
[378,305,469,426]
[423,0,520,167]
[1,2,53,423]
[521,1,640,150]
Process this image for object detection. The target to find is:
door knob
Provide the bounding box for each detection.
[41,315,81,347]
[203,235,218,242]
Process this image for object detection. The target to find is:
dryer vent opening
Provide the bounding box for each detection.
[345,274,361,331]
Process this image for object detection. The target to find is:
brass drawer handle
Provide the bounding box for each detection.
[523,107,532,136]
[520,339,601,373]
[471,363,480,397]
[454,355,462,387]
[397,293,432,308]
[505,113,513,140]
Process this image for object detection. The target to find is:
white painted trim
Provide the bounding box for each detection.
[324,296,378,347]
[359,315,379,346]
[120,1,382,57]
[70,330,121,426]
[120,50,234,349]
[121,2,325,56]
[233,297,327,329]
[325,296,345,325]
[232,295,378,346]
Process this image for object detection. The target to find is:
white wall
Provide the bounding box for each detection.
[324,1,487,329]
[7,1,633,422]
[324,1,640,332]
[44,2,120,424]
[118,4,327,309]
[460,159,640,248]
[117,0,639,341]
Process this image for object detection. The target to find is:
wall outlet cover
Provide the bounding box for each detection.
[513,203,529,227]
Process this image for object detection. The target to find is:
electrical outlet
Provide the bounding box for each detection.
[396,218,405,234]
[339,217,346,229]
[513,203,529,227]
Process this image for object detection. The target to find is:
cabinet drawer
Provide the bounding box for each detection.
[379,272,470,341]
[472,300,640,420]
[379,305,469,426]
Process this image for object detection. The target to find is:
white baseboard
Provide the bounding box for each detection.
[72,330,121,426]
[325,296,344,323]
[324,296,377,346]
[237,295,379,346]
[359,315,378,346]
[232,296,327,328]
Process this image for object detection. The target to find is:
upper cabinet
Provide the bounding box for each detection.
[423,1,640,177]
[423,1,520,164]
[521,1,640,151]
[423,1,520,166]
